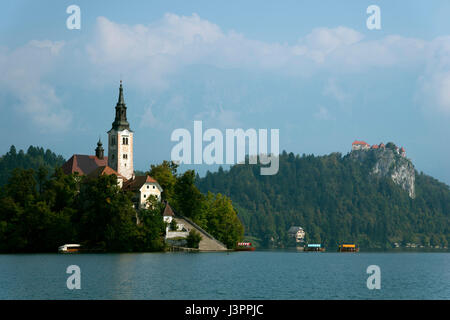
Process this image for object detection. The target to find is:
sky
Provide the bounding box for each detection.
[1,0,450,184]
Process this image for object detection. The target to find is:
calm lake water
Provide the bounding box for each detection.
[0,251,449,299]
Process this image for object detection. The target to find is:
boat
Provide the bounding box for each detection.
[338,244,359,252]
[58,244,82,253]
[304,243,325,252]
[235,242,255,251]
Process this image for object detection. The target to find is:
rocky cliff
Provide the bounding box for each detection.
[348,147,415,198]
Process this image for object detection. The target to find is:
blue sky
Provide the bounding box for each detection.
[1,1,450,184]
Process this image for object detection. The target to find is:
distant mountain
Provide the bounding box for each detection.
[0,146,66,186]
[196,149,450,249]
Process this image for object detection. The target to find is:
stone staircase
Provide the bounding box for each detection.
[174,216,228,252]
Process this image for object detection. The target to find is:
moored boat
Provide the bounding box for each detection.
[338,244,359,252]
[58,244,82,253]
[304,243,325,252]
[235,242,255,251]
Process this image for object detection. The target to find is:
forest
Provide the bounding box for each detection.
[197,151,450,249]
[0,146,243,252]
[0,145,65,187]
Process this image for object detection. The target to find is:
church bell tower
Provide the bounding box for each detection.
[107,80,134,180]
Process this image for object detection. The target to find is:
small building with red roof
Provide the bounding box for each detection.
[62,140,108,176]
[351,140,406,158]
[62,139,128,187]
[162,201,175,223]
[352,140,370,151]
[400,147,406,157]
[122,175,163,209]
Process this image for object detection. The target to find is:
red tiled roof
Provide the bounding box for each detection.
[62,154,108,176]
[371,145,379,149]
[122,175,160,192]
[163,202,175,217]
[352,140,369,145]
[87,165,126,180]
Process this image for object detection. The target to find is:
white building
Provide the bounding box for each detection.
[123,175,163,209]
[288,226,306,243]
[352,140,370,151]
[163,202,189,239]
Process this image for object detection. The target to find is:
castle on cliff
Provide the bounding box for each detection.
[352,140,406,157]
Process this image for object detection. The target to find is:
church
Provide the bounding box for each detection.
[62,81,163,209]
[61,81,228,251]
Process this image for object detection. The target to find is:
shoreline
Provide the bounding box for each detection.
[1,248,449,255]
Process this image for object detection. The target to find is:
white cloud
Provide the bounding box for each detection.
[194,105,242,128]
[314,106,334,121]
[323,78,348,103]
[293,26,364,63]
[29,40,65,55]
[3,12,450,130]
[85,14,432,84]
[140,105,160,128]
[0,40,72,131]
[139,95,187,129]
[419,72,450,114]
[417,36,450,113]
[85,14,226,90]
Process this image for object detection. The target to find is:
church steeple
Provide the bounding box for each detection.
[118,80,125,104]
[112,80,130,131]
[107,80,134,180]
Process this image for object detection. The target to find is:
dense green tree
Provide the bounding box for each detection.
[134,195,167,251]
[202,192,244,249]
[170,218,178,231]
[21,201,75,252]
[186,230,202,249]
[174,170,205,221]
[37,166,48,195]
[3,168,37,206]
[42,168,79,212]
[77,174,139,251]
[147,160,179,202]
[385,142,397,150]
[0,168,76,252]
[0,196,27,252]
[0,145,65,187]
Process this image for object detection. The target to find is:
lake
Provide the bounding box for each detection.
[0,251,449,299]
